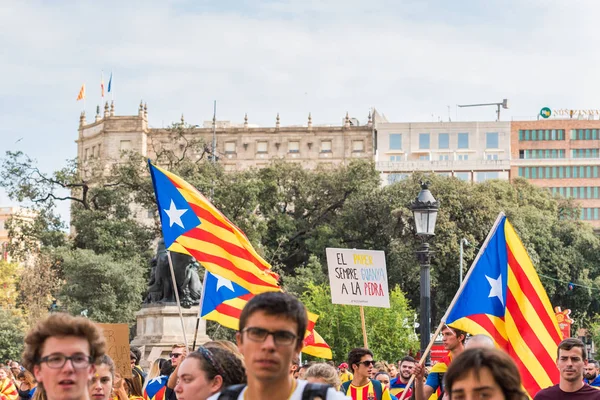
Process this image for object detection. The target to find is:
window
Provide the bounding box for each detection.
[519,150,525,159]
[476,171,499,182]
[439,154,449,161]
[91,145,96,158]
[288,141,299,153]
[457,154,469,161]
[225,142,236,154]
[390,155,402,162]
[486,154,499,160]
[352,140,364,152]
[521,129,564,140]
[438,133,449,149]
[419,155,430,161]
[388,173,408,185]
[389,134,402,150]
[321,140,332,153]
[458,133,469,149]
[120,140,131,152]
[419,133,430,149]
[97,144,101,157]
[256,141,268,153]
[455,172,470,181]
[486,132,499,149]
[84,148,89,160]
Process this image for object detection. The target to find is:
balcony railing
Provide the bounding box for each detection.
[376,159,511,172]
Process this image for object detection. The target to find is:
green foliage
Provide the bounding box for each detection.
[300,283,418,361]
[57,248,147,323]
[0,308,26,361]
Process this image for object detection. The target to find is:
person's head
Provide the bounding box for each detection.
[174,347,246,400]
[387,363,398,378]
[338,362,349,373]
[557,338,587,383]
[298,362,313,380]
[305,363,341,389]
[147,358,168,380]
[170,344,187,367]
[465,334,495,350]
[290,357,299,377]
[348,348,374,379]
[17,370,36,388]
[441,325,467,351]
[22,313,106,400]
[129,348,140,370]
[398,356,416,381]
[124,377,142,397]
[236,292,307,384]
[584,359,599,381]
[90,355,115,400]
[372,362,387,378]
[0,367,12,381]
[10,361,20,369]
[159,360,174,377]
[444,348,528,400]
[375,372,391,389]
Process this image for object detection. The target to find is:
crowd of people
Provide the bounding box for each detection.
[3,291,600,400]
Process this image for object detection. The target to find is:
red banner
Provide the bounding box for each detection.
[554,307,573,339]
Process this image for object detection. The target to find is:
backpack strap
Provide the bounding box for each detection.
[370,379,383,400]
[302,382,330,400]
[216,384,246,400]
[340,380,351,395]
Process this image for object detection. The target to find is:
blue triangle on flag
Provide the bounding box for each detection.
[201,272,251,316]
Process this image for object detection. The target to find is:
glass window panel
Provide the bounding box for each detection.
[519,150,525,159]
[545,167,551,177]
[486,132,499,149]
[586,166,591,177]
[525,130,531,140]
[532,167,537,179]
[455,172,470,181]
[419,133,430,149]
[587,187,592,199]
[594,187,599,199]
[320,140,332,152]
[586,129,591,140]
[438,133,449,149]
[545,130,551,140]
[565,167,571,178]
[458,133,469,149]
[389,134,402,150]
[519,130,524,141]
[559,167,564,178]
[552,129,557,140]
[552,167,557,178]
[532,130,538,141]
[593,166,598,178]
[257,141,268,152]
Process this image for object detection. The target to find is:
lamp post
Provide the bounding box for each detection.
[411,181,439,366]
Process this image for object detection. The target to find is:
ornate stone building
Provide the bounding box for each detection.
[75,101,375,174]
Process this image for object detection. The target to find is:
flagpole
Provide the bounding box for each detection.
[398,211,506,400]
[360,306,368,348]
[167,251,190,350]
[192,270,209,350]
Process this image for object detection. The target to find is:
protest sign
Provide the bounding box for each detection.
[325,248,390,308]
[97,323,132,378]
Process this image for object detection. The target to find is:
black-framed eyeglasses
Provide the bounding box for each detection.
[39,353,92,369]
[169,353,183,358]
[359,360,375,367]
[242,327,298,346]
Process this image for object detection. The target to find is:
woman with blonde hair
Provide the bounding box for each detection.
[304,363,341,391]
[141,358,167,394]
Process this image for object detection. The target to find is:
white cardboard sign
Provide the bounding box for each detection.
[325,248,390,308]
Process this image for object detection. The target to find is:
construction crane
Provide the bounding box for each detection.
[457,99,509,121]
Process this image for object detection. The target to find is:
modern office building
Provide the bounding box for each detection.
[511,119,600,228]
[374,119,511,185]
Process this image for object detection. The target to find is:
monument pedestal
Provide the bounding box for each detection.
[131,304,210,368]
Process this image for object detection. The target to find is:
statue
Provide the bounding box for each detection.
[145,239,203,308]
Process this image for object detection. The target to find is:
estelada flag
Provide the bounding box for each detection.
[148,161,279,294]
[445,213,561,398]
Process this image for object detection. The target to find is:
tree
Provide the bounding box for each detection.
[300,283,419,361]
[57,248,146,323]
[0,308,26,361]
[0,261,20,310]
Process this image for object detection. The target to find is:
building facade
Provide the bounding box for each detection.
[0,206,37,262]
[76,102,375,174]
[374,121,511,185]
[511,119,600,228]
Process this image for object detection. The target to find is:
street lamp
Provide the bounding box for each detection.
[410,181,439,365]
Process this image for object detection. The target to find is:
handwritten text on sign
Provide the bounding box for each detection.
[326,248,390,308]
[97,323,132,378]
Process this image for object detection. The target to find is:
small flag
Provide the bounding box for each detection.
[101,72,105,98]
[107,72,112,93]
[76,84,85,101]
[302,329,333,359]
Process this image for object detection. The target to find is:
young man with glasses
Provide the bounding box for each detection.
[213,292,348,399]
[21,313,106,400]
[341,348,393,400]
[166,344,189,400]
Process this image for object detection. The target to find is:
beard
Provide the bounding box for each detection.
[585,372,597,381]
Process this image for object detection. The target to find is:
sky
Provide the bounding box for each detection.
[1,0,599,222]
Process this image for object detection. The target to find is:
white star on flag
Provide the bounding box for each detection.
[164,200,187,228]
[485,274,504,306]
[216,275,234,292]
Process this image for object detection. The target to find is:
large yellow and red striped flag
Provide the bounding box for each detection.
[446,213,561,398]
[148,161,280,294]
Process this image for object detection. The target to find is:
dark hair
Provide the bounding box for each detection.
[399,356,416,366]
[347,348,374,374]
[238,292,307,346]
[130,347,142,364]
[443,325,467,345]
[557,338,587,360]
[160,360,175,376]
[589,359,599,369]
[17,370,36,387]
[375,372,390,379]
[186,347,246,390]
[96,354,116,378]
[444,348,528,400]
[125,377,143,397]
